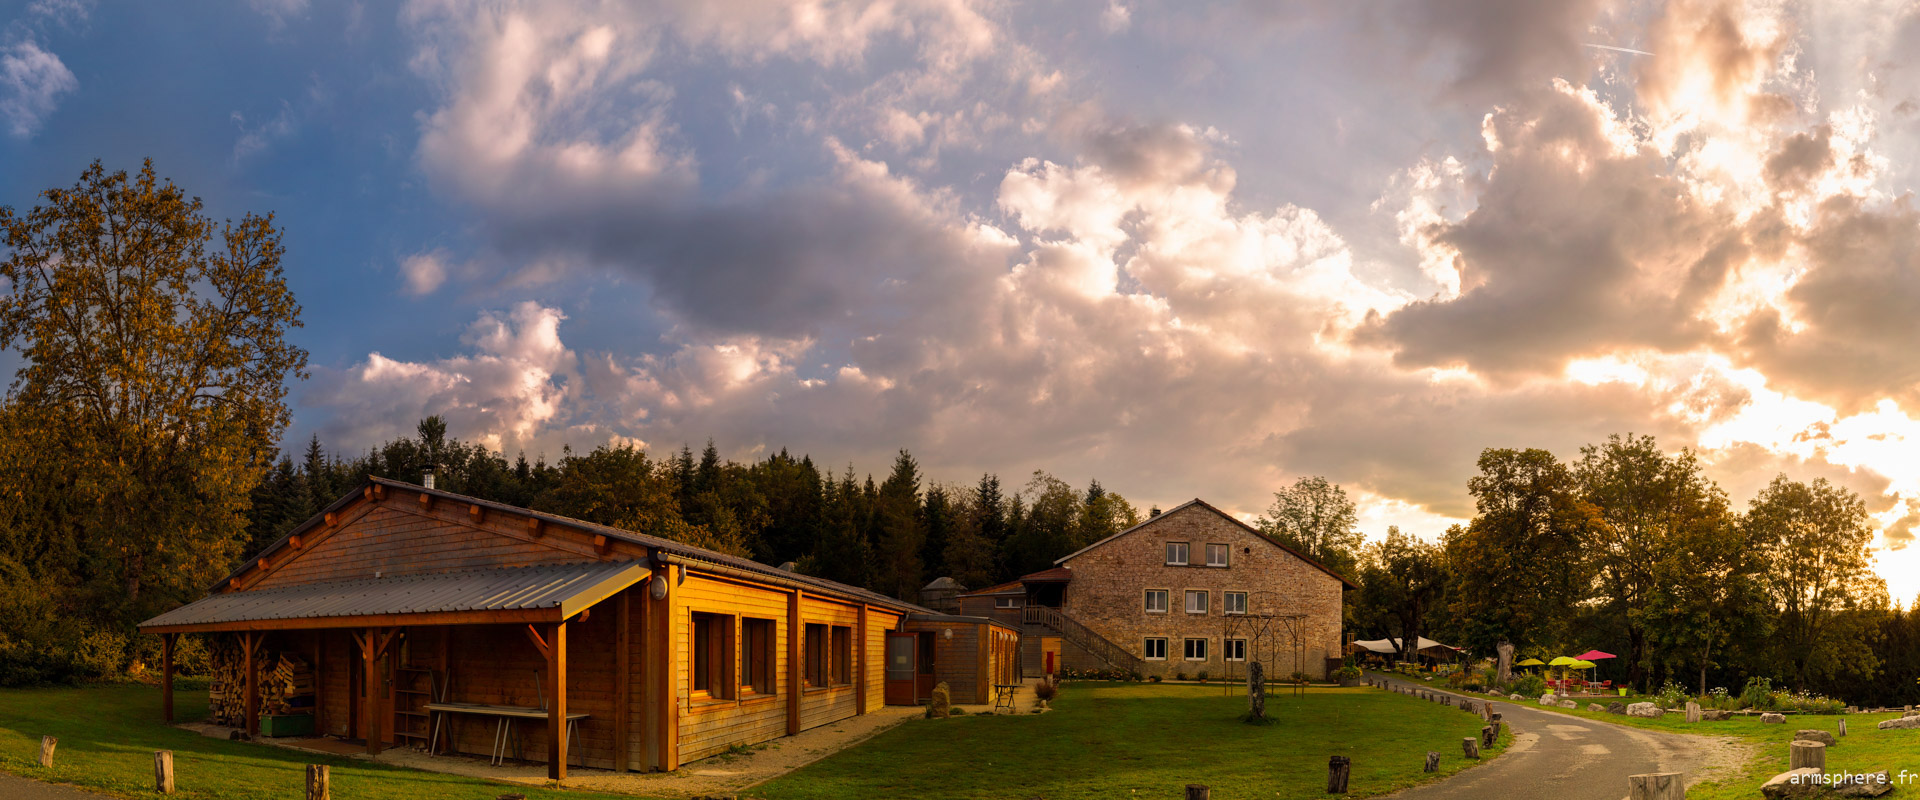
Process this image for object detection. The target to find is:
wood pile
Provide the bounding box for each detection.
[206,637,314,725]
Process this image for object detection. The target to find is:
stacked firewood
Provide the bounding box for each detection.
[260,654,314,716]
[206,636,247,726]
[206,640,314,724]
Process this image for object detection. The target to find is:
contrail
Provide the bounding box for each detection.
[1585,43,1654,56]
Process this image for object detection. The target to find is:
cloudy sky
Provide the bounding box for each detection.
[4,0,1920,600]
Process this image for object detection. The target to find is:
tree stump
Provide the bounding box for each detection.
[1461,737,1480,760]
[1327,756,1351,794]
[1627,773,1683,800]
[1424,751,1441,772]
[1247,662,1266,721]
[307,765,329,800]
[1481,725,1495,747]
[1490,720,1503,740]
[1789,741,1825,771]
[1185,784,1210,800]
[38,736,55,768]
[1496,640,1514,687]
[154,751,175,795]
[1685,702,1700,723]
[1838,719,1847,737]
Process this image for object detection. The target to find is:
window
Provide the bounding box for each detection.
[1224,591,1247,615]
[804,623,829,687]
[1144,637,1168,660]
[691,612,735,700]
[1144,589,1169,613]
[741,618,775,695]
[1185,589,1209,615]
[994,596,1020,609]
[1165,542,1190,565]
[1184,638,1208,661]
[1206,543,1230,567]
[1224,638,1247,662]
[832,626,854,685]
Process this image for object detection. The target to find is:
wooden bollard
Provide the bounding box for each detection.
[1838,719,1847,736]
[1789,741,1825,771]
[1424,751,1441,772]
[1185,784,1210,800]
[38,736,56,768]
[1462,737,1480,759]
[307,764,330,800]
[1327,756,1351,794]
[154,750,175,794]
[1481,725,1495,747]
[1626,772,1684,800]
[1490,720,1503,740]
[1685,701,1700,723]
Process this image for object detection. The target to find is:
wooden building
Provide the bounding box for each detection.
[138,477,933,778]
[893,615,1019,705]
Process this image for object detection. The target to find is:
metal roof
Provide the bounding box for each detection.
[140,560,646,632]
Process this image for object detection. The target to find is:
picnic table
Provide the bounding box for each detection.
[424,702,588,766]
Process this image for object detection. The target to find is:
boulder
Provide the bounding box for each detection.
[1587,703,1605,712]
[1606,702,1627,715]
[1877,716,1920,730]
[1761,712,1788,724]
[1538,693,1556,706]
[1833,771,1896,797]
[927,682,952,718]
[1760,768,1826,799]
[1510,693,1525,701]
[1626,702,1664,718]
[1701,709,1734,721]
[1793,729,1837,746]
[1557,699,1577,709]
[1906,710,1920,718]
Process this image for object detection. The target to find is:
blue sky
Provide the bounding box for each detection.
[4,0,1920,599]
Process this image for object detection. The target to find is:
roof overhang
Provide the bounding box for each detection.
[140,561,649,635]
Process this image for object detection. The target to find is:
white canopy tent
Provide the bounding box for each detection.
[1349,637,1460,657]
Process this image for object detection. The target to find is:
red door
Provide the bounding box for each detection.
[884,632,917,705]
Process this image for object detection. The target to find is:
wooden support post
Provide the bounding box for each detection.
[1789,741,1825,771]
[38,736,55,768]
[306,764,330,800]
[153,750,175,794]
[1326,756,1351,793]
[1626,773,1684,800]
[855,604,868,714]
[1184,785,1210,800]
[162,633,175,724]
[1461,737,1480,759]
[651,571,677,772]
[547,620,568,781]
[614,591,631,773]
[313,632,326,736]
[787,589,803,736]
[1423,751,1440,772]
[242,631,260,737]
[360,628,383,755]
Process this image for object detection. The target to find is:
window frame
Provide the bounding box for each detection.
[831,625,854,686]
[1184,589,1209,615]
[1224,591,1248,616]
[1183,637,1208,661]
[1224,638,1247,662]
[740,617,776,696]
[804,623,830,689]
[1206,543,1230,567]
[690,611,736,702]
[1165,541,1190,566]
[994,596,1019,609]
[1144,637,1168,661]
[1144,588,1169,614]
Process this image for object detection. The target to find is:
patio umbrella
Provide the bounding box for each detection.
[1573,650,1616,686]
[1516,657,1545,670]
[1548,656,1577,685]
[1571,659,1596,688]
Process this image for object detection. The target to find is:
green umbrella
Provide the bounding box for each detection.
[1516,658,1545,666]
[1547,656,1577,685]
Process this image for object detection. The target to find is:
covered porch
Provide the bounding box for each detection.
[138,560,650,780]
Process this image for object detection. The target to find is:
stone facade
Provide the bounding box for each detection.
[1058,501,1348,680]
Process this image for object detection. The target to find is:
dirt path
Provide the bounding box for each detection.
[1374,675,1754,800]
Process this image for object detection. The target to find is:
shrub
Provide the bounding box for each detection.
[1446,669,1482,690]
[1509,673,1545,698]
[1197,670,1209,682]
[1288,671,1312,685]
[1148,675,1162,683]
[1654,681,1688,709]
[1033,681,1058,702]
[1740,677,1774,710]
[1175,671,1187,681]
[1333,665,1362,681]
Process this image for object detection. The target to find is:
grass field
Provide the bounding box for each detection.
[753,682,1510,800]
[1529,702,1920,798]
[0,683,641,800]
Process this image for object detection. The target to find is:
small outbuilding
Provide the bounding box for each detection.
[894,614,1020,705]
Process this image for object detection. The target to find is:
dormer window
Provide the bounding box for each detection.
[1166,542,1190,565]
[1206,543,1229,567]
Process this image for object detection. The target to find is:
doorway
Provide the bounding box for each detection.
[916,632,936,701]
[885,632,917,704]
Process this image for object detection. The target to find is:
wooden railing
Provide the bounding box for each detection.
[1022,606,1144,673]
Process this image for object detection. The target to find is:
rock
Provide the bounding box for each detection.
[1760,768,1826,799]
[1761,712,1788,724]
[1906,710,1920,718]
[1701,709,1733,721]
[1538,693,1557,706]
[1510,693,1524,700]
[1832,771,1896,797]
[1557,699,1577,709]
[1793,729,1837,746]
[1877,716,1920,730]
[927,682,952,718]
[1606,702,1626,715]
[1588,703,1605,712]
[1626,702,1664,718]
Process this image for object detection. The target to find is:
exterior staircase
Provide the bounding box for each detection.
[1023,606,1143,674]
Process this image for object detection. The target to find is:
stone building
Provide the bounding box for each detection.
[958,499,1353,680]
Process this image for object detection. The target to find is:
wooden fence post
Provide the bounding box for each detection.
[38,736,55,768]
[154,751,175,794]
[1838,719,1847,737]
[1184,784,1210,800]
[1626,772,1684,800]
[1461,737,1480,759]
[1685,702,1700,723]
[1424,751,1440,772]
[1789,741,1825,771]
[307,764,330,800]
[1327,756,1351,793]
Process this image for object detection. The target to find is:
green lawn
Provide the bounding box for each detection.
[0,683,640,800]
[1527,701,1920,798]
[754,682,1510,800]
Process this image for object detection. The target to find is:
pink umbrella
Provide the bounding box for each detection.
[1574,650,1615,690]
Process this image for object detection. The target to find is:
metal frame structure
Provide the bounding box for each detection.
[1220,591,1309,697]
